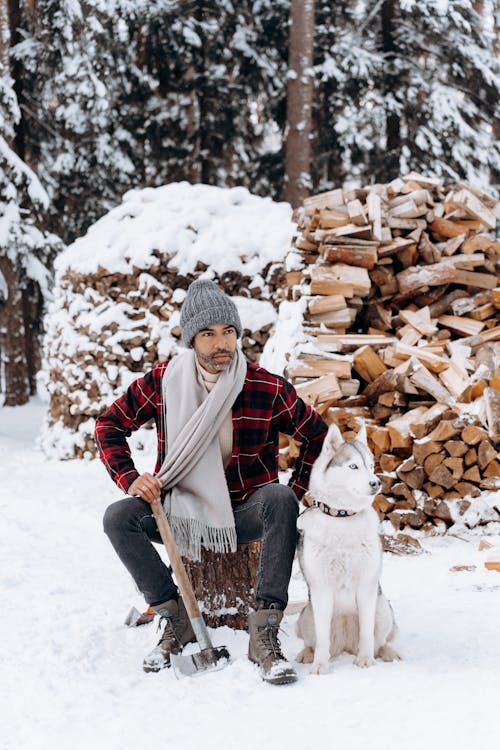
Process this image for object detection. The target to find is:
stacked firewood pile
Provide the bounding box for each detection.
[43,263,281,458]
[278,173,500,536]
[41,183,292,459]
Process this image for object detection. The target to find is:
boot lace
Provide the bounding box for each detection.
[157,614,180,648]
[258,623,286,661]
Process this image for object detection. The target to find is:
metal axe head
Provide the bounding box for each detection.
[124,606,155,627]
[171,645,230,677]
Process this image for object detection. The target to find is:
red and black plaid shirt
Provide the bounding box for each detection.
[94,360,328,503]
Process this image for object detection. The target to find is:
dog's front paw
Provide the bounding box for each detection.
[296,646,314,664]
[310,660,330,675]
[354,654,376,668]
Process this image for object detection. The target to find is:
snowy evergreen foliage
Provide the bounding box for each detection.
[113,0,289,198]
[14,0,290,242]
[0,38,59,298]
[8,0,500,248]
[315,0,500,190]
[14,0,137,243]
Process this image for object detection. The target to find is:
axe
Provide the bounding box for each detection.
[149,500,230,676]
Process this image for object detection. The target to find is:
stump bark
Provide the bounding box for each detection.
[182,542,261,630]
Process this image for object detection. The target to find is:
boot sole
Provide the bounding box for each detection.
[263,669,298,685]
[143,660,171,673]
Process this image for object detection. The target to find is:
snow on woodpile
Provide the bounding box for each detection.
[40,182,294,458]
[261,173,500,543]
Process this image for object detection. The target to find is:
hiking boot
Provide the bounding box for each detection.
[142,598,196,673]
[248,608,298,685]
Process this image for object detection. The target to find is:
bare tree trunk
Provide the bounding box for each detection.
[0,0,10,74]
[283,0,315,208]
[0,257,32,406]
[0,0,40,405]
[379,0,400,182]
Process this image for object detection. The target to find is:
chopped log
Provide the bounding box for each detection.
[445,188,497,229]
[373,495,395,515]
[393,343,449,373]
[294,373,342,404]
[483,460,500,478]
[463,466,481,483]
[315,333,392,352]
[367,191,383,241]
[310,264,371,296]
[399,307,437,336]
[453,269,499,290]
[303,189,344,213]
[477,439,497,469]
[379,453,403,472]
[307,307,354,328]
[407,360,455,404]
[413,440,443,465]
[428,464,456,488]
[396,261,457,295]
[443,456,464,481]
[387,407,428,449]
[461,424,490,445]
[423,483,446,501]
[444,440,469,457]
[321,244,377,268]
[423,452,447,476]
[464,447,478,466]
[399,466,426,489]
[454,482,480,498]
[438,357,472,400]
[308,294,347,314]
[352,346,387,382]
[425,420,462,442]
[369,426,391,454]
[286,356,351,379]
[410,403,454,439]
[382,533,423,555]
[317,208,350,228]
[438,315,485,337]
[429,217,482,238]
[484,387,500,442]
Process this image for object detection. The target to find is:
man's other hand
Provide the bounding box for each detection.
[129,473,163,504]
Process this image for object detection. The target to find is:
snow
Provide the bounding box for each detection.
[56,182,294,278]
[2,398,500,750]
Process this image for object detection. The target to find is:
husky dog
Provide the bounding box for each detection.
[296,422,400,674]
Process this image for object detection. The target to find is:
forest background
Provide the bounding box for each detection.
[1,0,500,407]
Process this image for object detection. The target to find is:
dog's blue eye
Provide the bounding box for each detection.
[349,463,358,470]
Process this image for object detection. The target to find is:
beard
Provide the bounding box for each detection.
[195,347,235,372]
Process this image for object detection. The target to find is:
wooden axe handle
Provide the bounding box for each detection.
[151,501,202,622]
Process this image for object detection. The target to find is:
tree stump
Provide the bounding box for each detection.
[182,542,261,629]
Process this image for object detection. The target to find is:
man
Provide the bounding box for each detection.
[96,279,327,684]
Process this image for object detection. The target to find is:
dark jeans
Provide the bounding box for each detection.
[103,483,299,611]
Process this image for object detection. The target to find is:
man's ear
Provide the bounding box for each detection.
[356,420,368,445]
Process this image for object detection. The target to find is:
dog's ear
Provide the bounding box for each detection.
[325,423,344,452]
[356,420,368,446]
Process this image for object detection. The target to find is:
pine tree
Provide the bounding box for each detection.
[15,0,138,243]
[314,0,500,190]
[0,0,62,405]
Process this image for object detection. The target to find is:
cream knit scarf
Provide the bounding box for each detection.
[156,347,247,561]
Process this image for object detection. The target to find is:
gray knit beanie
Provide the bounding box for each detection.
[180,279,242,347]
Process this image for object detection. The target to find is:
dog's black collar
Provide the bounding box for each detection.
[312,500,357,518]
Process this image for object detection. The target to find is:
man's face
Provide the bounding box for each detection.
[192,323,238,373]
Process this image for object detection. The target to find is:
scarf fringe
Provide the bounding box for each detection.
[168,514,238,562]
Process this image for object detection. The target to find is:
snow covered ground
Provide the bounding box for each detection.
[2,399,500,750]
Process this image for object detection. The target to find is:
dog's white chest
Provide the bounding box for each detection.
[299,509,381,611]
